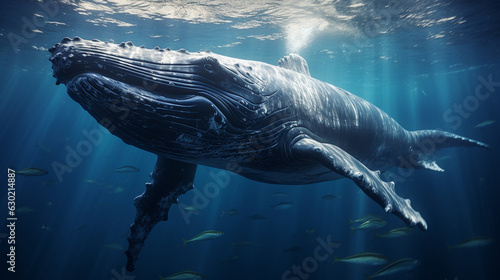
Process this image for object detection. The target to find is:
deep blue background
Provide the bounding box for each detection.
[1,1,499,279]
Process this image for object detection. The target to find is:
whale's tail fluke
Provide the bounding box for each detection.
[413,130,491,150]
[404,130,490,172]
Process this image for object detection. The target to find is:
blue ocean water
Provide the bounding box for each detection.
[1,1,499,279]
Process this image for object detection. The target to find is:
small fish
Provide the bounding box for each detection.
[41,225,52,232]
[46,201,53,207]
[284,246,302,253]
[270,202,294,210]
[246,214,267,220]
[111,186,124,193]
[221,209,239,217]
[17,207,35,213]
[85,179,106,185]
[332,252,389,266]
[367,258,420,278]
[272,192,289,197]
[322,194,342,200]
[182,230,224,246]
[42,180,58,187]
[181,205,200,214]
[232,241,260,247]
[104,243,124,250]
[351,219,387,232]
[374,227,414,239]
[111,166,140,173]
[327,242,342,249]
[85,179,114,189]
[85,179,98,184]
[221,255,241,264]
[159,271,205,280]
[349,215,383,225]
[475,120,495,128]
[303,228,316,236]
[447,236,493,251]
[35,142,50,152]
[15,167,48,176]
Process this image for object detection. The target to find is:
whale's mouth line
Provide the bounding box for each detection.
[66,73,204,109]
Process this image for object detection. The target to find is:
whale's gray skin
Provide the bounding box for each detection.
[49,37,489,271]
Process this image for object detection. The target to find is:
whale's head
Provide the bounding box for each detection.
[49,37,285,159]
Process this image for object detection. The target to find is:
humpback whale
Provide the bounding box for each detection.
[49,37,489,271]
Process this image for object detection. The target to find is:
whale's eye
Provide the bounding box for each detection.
[202,56,221,75]
[204,63,213,71]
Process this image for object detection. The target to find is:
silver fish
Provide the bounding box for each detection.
[447,236,493,251]
[111,165,140,173]
[272,192,290,197]
[17,207,35,213]
[332,252,389,266]
[85,179,113,188]
[15,167,48,176]
[41,225,52,232]
[42,180,58,187]
[104,243,124,250]
[475,120,495,128]
[35,142,51,152]
[270,202,294,210]
[111,186,124,193]
[374,227,414,239]
[181,205,200,214]
[182,230,224,246]
[303,228,316,236]
[349,215,383,225]
[327,242,342,249]
[367,258,420,278]
[221,209,239,216]
[351,219,387,232]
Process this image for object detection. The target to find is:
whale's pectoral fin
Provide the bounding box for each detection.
[125,156,197,271]
[291,137,427,231]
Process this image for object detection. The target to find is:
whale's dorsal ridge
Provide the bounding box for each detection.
[278,53,311,76]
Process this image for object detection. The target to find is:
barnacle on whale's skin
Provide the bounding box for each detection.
[49,37,490,271]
